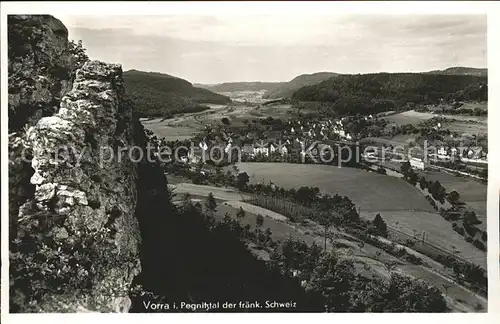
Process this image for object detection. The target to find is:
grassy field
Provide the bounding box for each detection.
[382,110,435,125]
[388,133,419,144]
[440,121,487,136]
[169,183,252,201]
[458,102,487,111]
[360,210,486,268]
[232,163,487,268]
[141,118,199,141]
[381,110,487,136]
[421,170,487,229]
[234,162,434,212]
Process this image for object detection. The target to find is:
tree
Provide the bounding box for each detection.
[235,172,250,190]
[419,176,428,190]
[372,213,388,237]
[205,192,217,217]
[316,209,340,251]
[448,190,460,206]
[214,167,225,185]
[309,252,356,312]
[256,214,264,227]
[236,207,246,220]
[463,210,480,225]
[68,39,90,72]
[181,192,191,208]
[221,117,231,125]
[264,228,273,245]
[377,273,448,312]
[400,161,411,177]
[295,186,318,206]
[429,180,445,201]
[408,170,419,186]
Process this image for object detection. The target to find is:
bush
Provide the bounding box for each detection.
[452,225,465,236]
[463,223,478,237]
[472,240,486,251]
[405,253,423,265]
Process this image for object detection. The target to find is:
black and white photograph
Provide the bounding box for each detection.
[1,1,499,318]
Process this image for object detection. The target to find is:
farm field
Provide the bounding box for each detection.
[234,162,434,212]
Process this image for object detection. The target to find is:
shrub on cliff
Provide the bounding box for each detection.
[10,208,135,312]
[68,39,90,77]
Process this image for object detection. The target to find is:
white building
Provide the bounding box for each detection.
[436,147,450,160]
[253,146,269,157]
[409,157,426,170]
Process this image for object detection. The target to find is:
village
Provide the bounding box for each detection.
[145,107,488,181]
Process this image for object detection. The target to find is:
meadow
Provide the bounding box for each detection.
[141,118,199,141]
[232,163,486,268]
[440,121,487,136]
[382,110,435,125]
[234,162,434,212]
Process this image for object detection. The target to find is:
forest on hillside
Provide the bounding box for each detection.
[263,72,339,99]
[196,81,284,93]
[123,70,231,118]
[292,73,487,116]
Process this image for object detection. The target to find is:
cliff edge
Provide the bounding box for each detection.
[9,15,143,313]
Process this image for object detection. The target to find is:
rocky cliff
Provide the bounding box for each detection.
[9,15,147,312]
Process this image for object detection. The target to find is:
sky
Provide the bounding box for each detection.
[55,15,487,84]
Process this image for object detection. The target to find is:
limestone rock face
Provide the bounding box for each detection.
[8,15,73,131]
[8,14,74,246]
[9,15,142,313]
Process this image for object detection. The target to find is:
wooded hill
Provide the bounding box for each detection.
[195,81,284,93]
[124,70,231,118]
[291,73,487,116]
[263,72,339,99]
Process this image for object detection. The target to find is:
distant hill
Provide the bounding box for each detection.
[195,82,284,93]
[425,67,487,77]
[123,70,231,118]
[263,72,339,99]
[292,73,487,116]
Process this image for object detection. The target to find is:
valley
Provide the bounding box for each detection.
[7,12,490,314]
